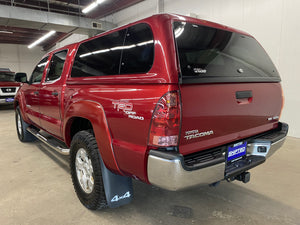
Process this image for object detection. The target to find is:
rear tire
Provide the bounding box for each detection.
[15,106,36,142]
[70,130,107,210]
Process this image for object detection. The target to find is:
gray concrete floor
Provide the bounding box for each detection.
[0,104,300,225]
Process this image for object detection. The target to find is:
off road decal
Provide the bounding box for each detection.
[112,101,144,121]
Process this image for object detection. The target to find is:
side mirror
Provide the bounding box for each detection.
[15,72,28,83]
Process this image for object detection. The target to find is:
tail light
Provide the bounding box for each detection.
[280,86,284,119]
[148,91,181,147]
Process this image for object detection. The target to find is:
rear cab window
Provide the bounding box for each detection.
[173,21,281,83]
[46,50,68,82]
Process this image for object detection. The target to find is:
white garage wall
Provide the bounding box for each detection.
[49,33,88,51]
[102,0,300,138]
[0,44,44,77]
[0,32,88,77]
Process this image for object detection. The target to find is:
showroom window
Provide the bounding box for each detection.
[30,57,49,84]
[120,23,154,74]
[46,50,68,82]
[71,29,126,77]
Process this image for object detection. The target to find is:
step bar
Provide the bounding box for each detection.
[27,127,70,155]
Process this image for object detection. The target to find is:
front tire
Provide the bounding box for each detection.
[70,130,107,210]
[15,106,36,142]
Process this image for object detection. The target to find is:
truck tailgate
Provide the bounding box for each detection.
[178,82,283,155]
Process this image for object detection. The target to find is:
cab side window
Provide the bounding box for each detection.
[71,30,126,77]
[30,57,49,83]
[46,50,68,82]
[120,23,154,74]
[71,23,154,77]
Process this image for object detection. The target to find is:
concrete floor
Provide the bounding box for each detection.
[0,104,299,225]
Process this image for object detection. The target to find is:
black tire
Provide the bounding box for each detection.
[70,130,107,210]
[15,106,36,142]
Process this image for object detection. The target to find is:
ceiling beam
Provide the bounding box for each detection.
[6,0,84,16]
[0,25,46,34]
[89,0,144,18]
[0,4,116,36]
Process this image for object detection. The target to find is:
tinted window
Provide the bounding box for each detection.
[173,22,280,83]
[120,23,154,74]
[46,50,68,82]
[30,57,49,83]
[0,72,15,82]
[71,30,126,77]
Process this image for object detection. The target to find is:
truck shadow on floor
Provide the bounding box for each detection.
[101,181,300,225]
[37,143,70,173]
[36,142,300,225]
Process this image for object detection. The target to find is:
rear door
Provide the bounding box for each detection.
[39,50,68,138]
[173,22,283,155]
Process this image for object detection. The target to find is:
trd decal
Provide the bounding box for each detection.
[112,101,133,112]
[112,101,144,121]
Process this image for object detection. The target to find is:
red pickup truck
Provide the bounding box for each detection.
[14,14,288,210]
[0,68,22,105]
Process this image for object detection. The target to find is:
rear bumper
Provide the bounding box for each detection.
[147,122,288,191]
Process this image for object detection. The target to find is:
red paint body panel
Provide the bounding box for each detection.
[15,14,284,184]
[21,83,41,126]
[63,99,122,174]
[63,84,177,181]
[39,83,63,137]
[179,83,282,155]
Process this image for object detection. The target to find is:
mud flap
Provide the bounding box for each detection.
[100,158,133,208]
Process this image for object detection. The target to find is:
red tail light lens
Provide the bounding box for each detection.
[148,91,181,147]
[280,86,284,120]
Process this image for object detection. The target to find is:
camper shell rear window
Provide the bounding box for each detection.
[173,21,281,83]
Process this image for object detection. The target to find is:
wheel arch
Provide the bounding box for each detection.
[64,100,122,175]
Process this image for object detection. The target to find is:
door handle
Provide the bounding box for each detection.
[34,91,39,95]
[236,91,252,99]
[52,91,58,96]
[236,91,253,104]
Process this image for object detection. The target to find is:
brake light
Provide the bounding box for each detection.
[148,91,181,147]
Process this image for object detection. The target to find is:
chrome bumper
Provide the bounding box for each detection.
[147,151,225,191]
[247,122,288,158]
[147,122,288,191]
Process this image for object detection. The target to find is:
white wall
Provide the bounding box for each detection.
[102,0,300,138]
[0,33,88,77]
[0,44,45,77]
[49,33,88,51]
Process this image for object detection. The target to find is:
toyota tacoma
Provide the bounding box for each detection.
[14,14,288,210]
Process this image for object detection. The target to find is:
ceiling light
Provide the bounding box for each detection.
[82,0,106,14]
[0,30,13,34]
[28,30,56,49]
